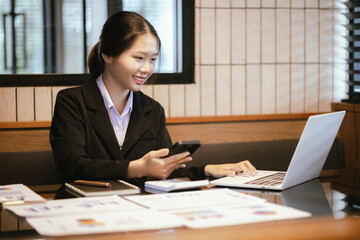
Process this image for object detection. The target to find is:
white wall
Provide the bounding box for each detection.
[0,0,348,122]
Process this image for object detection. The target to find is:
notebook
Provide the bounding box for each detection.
[210,111,346,191]
[65,180,140,197]
[145,179,209,192]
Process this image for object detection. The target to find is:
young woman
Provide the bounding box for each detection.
[50,11,256,183]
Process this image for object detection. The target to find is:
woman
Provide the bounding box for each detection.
[50,11,256,183]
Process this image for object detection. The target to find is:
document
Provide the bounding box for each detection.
[5,195,144,218]
[26,209,182,236]
[125,188,266,211]
[167,202,311,228]
[0,184,46,206]
[4,187,312,236]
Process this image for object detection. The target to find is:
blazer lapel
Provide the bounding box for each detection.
[81,80,123,160]
[121,91,152,155]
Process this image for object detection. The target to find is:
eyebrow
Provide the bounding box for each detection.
[133,51,158,56]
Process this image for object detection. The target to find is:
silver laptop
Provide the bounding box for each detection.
[210,111,346,191]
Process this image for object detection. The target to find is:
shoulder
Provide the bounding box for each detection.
[55,79,98,106]
[56,86,81,100]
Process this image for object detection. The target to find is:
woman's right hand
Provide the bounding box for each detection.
[126,148,192,179]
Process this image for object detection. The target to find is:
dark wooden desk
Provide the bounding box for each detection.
[1,179,360,239]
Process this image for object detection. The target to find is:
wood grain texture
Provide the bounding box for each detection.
[0,120,307,152]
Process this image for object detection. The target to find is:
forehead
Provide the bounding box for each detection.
[127,33,159,55]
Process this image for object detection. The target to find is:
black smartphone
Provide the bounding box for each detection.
[166,140,201,157]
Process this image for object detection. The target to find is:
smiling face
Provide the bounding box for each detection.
[102,33,159,92]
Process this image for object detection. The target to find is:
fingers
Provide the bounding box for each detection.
[228,160,257,176]
[155,148,170,158]
[146,149,191,179]
[164,151,192,164]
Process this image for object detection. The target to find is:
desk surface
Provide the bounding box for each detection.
[1,179,360,240]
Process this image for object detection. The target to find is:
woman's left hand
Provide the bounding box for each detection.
[204,160,257,178]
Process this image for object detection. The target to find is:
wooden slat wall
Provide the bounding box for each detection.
[0,0,347,122]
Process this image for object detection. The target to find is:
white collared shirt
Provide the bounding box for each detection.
[96,75,133,148]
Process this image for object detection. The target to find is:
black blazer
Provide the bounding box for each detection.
[50,79,204,182]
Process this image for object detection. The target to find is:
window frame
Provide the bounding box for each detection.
[0,0,195,87]
[344,0,360,103]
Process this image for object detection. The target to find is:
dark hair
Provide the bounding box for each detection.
[88,11,161,79]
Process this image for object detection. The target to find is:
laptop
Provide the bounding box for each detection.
[210,111,346,191]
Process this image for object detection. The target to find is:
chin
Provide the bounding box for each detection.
[131,84,144,92]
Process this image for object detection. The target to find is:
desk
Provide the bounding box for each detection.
[1,179,360,239]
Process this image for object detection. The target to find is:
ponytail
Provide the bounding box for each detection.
[87,42,104,80]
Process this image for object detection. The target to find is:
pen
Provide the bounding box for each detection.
[74,180,112,188]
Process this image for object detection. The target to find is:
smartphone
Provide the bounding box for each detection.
[166,140,201,157]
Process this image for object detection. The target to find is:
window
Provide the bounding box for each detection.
[344,0,360,103]
[0,0,194,86]
[0,0,44,74]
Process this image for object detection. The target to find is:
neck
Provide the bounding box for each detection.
[102,73,130,114]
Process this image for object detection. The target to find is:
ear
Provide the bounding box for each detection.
[101,53,112,63]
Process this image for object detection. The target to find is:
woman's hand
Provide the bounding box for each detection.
[204,160,257,178]
[126,149,192,179]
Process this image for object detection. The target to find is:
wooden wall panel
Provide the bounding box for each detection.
[291,9,305,63]
[305,9,319,63]
[185,66,201,116]
[262,0,275,8]
[34,87,52,121]
[291,64,305,113]
[292,0,305,8]
[261,65,276,114]
[169,85,185,117]
[200,65,216,116]
[305,64,319,113]
[246,9,261,63]
[216,8,231,64]
[246,65,261,115]
[231,9,246,64]
[276,9,291,63]
[0,88,16,122]
[319,64,333,112]
[216,66,231,115]
[16,87,34,121]
[200,8,215,65]
[277,0,291,8]
[231,65,246,115]
[319,9,333,63]
[262,9,276,64]
[0,1,348,123]
[276,64,291,114]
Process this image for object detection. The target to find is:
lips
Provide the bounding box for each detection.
[133,75,146,85]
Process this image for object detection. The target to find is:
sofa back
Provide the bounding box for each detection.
[0,138,344,186]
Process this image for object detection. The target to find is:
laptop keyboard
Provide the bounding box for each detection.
[244,172,286,186]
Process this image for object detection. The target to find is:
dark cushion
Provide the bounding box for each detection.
[0,151,62,185]
[189,138,344,171]
[0,138,344,185]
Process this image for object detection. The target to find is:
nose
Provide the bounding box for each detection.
[140,60,151,73]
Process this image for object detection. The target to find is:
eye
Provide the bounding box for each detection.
[150,58,157,63]
[135,56,143,60]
